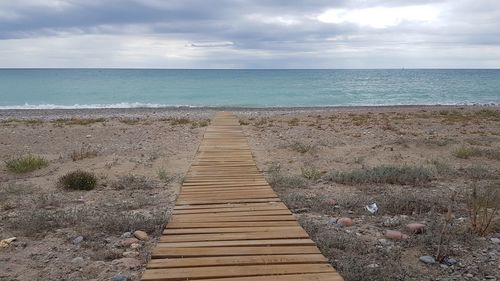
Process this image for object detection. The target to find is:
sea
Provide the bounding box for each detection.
[0,69,499,109]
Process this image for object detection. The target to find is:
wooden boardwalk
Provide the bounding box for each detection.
[141,112,343,281]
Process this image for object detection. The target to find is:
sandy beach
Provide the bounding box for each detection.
[1,105,499,281]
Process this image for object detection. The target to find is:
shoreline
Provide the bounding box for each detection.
[1,104,499,120]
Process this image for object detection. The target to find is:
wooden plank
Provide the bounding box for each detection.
[172,205,288,214]
[192,273,344,281]
[141,264,335,281]
[159,229,308,242]
[173,202,286,210]
[151,246,320,259]
[147,254,328,268]
[163,226,304,234]
[166,221,299,229]
[156,238,316,248]
[169,215,295,223]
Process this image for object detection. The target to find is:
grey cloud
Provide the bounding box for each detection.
[0,0,499,68]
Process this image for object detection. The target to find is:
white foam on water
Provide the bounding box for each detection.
[0,102,200,110]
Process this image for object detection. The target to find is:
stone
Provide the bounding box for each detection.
[443,257,458,266]
[130,243,141,250]
[72,236,84,244]
[377,238,393,246]
[86,135,92,138]
[111,273,128,281]
[490,238,500,244]
[383,216,401,227]
[406,223,426,234]
[384,230,409,240]
[111,258,141,269]
[120,232,131,238]
[120,238,139,247]
[71,257,85,268]
[419,255,436,264]
[133,230,149,241]
[337,217,353,227]
[122,251,139,258]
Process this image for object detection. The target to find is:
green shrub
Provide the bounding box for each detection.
[170,118,191,125]
[157,167,174,183]
[52,118,106,126]
[6,154,48,173]
[269,173,306,189]
[112,174,158,190]
[468,182,500,235]
[453,146,481,159]
[289,141,314,154]
[475,109,500,119]
[58,170,97,190]
[326,165,433,185]
[301,166,322,181]
[453,146,500,160]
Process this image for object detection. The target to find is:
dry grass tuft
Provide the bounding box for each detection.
[326,165,433,186]
[70,144,98,161]
[58,170,97,190]
[5,154,48,173]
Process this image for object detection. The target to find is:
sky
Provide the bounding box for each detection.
[0,0,499,68]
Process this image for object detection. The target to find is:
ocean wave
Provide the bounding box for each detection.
[0,102,200,110]
[0,101,497,110]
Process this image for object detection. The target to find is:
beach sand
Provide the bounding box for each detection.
[1,105,499,280]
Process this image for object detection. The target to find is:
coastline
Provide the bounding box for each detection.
[1,104,499,120]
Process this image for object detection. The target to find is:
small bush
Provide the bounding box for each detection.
[301,166,322,181]
[119,118,141,125]
[269,173,306,189]
[377,191,448,215]
[239,119,249,125]
[254,118,269,126]
[8,208,82,237]
[475,109,500,119]
[327,165,433,185]
[288,118,300,126]
[52,118,106,126]
[267,165,306,189]
[197,119,210,127]
[58,170,97,190]
[453,146,481,159]
[70,144,98,161]
[462,165,497,180]
[157,167,174,183]
[289,141,314,154]
[6,154,48,173]
[453,146,500,160]
[171,118,191,125]
[429,159,455,176]
[112,174,158,190]
[467,182,500,235]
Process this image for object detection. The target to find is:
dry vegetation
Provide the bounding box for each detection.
[241,106,500,281]
[0,115,206,280]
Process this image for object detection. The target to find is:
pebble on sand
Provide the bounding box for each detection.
[419,255,436,264]
[120,237,139,247]
[337,217,354,227]
[133,230,149,241]
[406,223,426,234]
[112,258,141,269]
[384,230,409,240]
[111,273,128,281]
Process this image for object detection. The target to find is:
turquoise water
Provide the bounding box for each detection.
[0,69,499,108]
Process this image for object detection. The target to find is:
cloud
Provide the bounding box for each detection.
[0,0,499,67]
